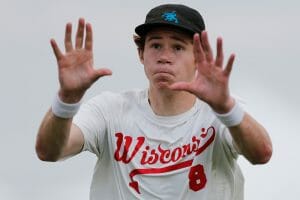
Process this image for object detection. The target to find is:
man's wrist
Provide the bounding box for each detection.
[51,92,82,119]
[212,97,235,114]
[214,99,245,127]
[58,89,84,104]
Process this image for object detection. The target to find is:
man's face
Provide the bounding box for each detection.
[140,27,196,90]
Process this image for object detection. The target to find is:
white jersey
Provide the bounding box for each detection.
[73,89,244,200]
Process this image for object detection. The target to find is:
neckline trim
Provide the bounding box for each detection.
[140,89,201,125]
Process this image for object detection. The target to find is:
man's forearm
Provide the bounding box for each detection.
[35,109,72,162]
[229,113,272,164]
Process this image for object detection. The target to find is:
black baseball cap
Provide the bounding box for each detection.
[135,4,205,36]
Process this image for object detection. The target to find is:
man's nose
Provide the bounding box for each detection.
[158,47,173,64]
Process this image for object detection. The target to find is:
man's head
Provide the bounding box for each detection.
[134,4,206,90]
[134,4,205,50]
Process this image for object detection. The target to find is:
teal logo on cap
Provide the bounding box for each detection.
[162,11,179,24]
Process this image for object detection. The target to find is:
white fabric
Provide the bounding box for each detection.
[73,89,244,200]
[51,93,81,118]
[214,100,245,127]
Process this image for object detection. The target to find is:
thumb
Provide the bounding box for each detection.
[92,68,112,82]
[169,82,195,93]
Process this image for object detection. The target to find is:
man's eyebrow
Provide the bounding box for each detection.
[146,35,190,44]
[146,36,162,42]
[170,36,190,45]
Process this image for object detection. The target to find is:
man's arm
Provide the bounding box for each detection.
[35,18,112,162]
[229,113,272,164]
[36,109,84,161]
[170,31,272,164]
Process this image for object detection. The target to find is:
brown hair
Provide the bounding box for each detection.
[133,34,146,51]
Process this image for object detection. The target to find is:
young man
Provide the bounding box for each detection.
[36,4,272,200]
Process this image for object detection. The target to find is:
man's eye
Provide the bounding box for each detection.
[174,45,184,51]
[151,43,161,49]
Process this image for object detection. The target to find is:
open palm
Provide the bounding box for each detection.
[170,31,235,113]
[50,18,112,103]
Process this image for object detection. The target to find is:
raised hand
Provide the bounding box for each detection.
[50,18,112,103]
[170,31,235,113]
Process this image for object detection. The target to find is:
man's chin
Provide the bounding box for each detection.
[155,81,174,90]
[152,75,176,90]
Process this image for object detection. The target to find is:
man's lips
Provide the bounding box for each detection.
[153,69,174,76]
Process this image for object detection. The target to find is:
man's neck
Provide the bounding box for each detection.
[148,87,196,116]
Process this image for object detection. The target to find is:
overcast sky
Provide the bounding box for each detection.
[0,0,299,199]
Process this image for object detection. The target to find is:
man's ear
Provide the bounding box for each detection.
[133,34,145,64]
[138,48,144,64]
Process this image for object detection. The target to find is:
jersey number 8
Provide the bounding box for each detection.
[188,164,207,191]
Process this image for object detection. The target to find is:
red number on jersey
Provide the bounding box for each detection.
[188,164,207,191]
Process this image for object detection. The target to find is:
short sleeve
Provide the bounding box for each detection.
[222,127,240,158]
[218,95,246,158]
[73,97,107,157]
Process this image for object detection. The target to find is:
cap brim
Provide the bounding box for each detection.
[135,22,197,36]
